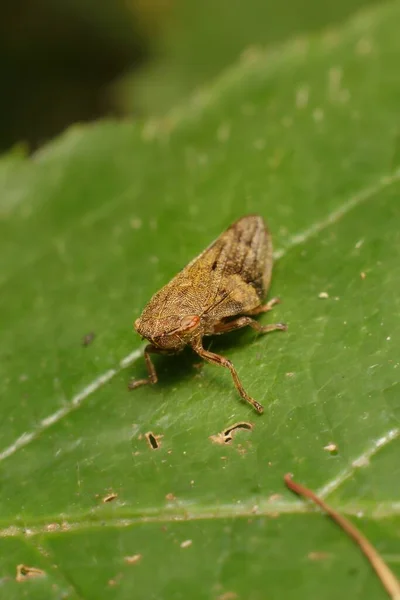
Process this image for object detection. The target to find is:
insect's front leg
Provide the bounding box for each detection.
[213,316,287,335]
[128,344,166,390]
[191,336,264,414]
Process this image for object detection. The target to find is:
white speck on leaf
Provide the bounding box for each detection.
[313,108,324,122]
[217,123,231,142]
[324,443,338,452]
[339,89,351,104]
[328,66,343,99]
[124,554,142,565]
[130,218,142,230]
[296,84,310,109]
[356,38,372,55]
[253,139,266,150]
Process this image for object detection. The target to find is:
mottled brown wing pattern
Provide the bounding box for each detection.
[141,215,271,324]
[184,215,272,321]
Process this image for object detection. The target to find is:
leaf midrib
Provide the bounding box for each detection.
[1,497,399,540]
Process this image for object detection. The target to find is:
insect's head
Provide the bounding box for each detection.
[134,314,201,350]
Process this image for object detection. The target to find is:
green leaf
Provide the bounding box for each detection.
[118,0,380,115]
[1,3,399,599]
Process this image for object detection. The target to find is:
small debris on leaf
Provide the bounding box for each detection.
[360,271,366,279]
[318,292,329,299]
[268,512,280,519]
[124,554,142,565]
[103,492,118,503]
[236,443,248,456]
[180,539,192,549]
[82,332,96,347]
[268,493,282,502]
[165,493,176,501]
[324,442,338,454]
[210,421,253,445]
[308,551,332,561]
[16,564,45,582]
[108,573,123,586]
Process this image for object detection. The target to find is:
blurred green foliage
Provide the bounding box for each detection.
[0,0,382,152]
[118,0,381,115]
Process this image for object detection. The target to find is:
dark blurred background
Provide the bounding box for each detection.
[0,0,378,154]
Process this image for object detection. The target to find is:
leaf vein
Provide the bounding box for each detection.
[317,427,400,499]
[1,498,399,539]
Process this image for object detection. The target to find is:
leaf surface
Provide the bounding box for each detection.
[0,3,399,599]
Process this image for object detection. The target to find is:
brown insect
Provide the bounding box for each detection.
[129,215,287,413]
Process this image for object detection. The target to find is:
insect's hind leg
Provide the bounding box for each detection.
[191,337,264,413]
[213,316,287,335]
[246,296,281,315]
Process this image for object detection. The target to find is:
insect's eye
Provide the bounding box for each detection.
[134,318,141,331]
[180,315,200,332]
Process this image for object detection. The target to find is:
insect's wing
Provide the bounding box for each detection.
[137,214,273,340]
[185,214,273,318]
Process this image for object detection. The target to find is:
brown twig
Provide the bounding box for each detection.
[284,473,400,600]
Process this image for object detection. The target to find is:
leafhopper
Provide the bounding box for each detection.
[130,215,286,413]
